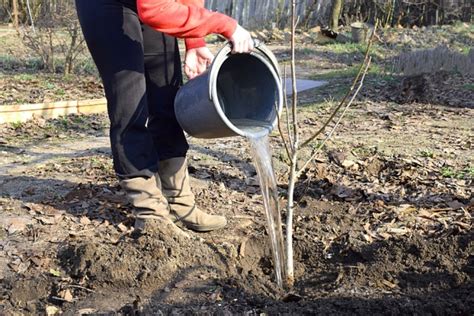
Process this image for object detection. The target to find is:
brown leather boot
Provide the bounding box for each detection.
[158,157,227,232]
[119,173,188,237]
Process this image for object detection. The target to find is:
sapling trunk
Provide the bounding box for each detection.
[285,0,298,288]
[281,14,377,287]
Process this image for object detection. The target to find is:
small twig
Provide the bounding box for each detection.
[297,57,372,177]
[51,296,74,302]
[290,19,299,150]
[276,67,291,163]
[25,0,35,33]
[283,65,294,150]
[233,215,256,219]
[65,284,95,293]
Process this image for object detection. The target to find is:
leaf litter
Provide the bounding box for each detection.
[0,25,473,314]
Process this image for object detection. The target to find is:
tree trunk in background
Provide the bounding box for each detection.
[330,0,344,29]
[1,0,471,29]
[12,0,19,29]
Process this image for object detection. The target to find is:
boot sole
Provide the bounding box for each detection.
[184,221,227,232]
[167,214,227,232]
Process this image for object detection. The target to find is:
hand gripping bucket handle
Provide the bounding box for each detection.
[208,40,282,97]
[174,41,283,139]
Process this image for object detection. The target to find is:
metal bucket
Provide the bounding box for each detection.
[351,22,368,43]
[174,42,283,139]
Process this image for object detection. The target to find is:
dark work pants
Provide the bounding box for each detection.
[75,0,189,177]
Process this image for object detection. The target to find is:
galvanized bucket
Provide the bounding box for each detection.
[174,42,283,139]
[351,22,374,43]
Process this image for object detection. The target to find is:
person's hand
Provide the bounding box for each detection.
[184,46,214,80]
[229,25,254,54]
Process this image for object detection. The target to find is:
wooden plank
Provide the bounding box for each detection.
[0,98,107,124]
[77,99,108,115]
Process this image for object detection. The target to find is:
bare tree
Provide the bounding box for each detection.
[12,0,19,29]
[20,1,85,74]
[58,9,86,75]
[330,0,344,29]
[280,2,376,287]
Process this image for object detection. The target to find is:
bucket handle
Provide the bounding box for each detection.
[253,39,281,78]
[208,40,281,100]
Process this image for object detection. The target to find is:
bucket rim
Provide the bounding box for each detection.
[351,22,367,29]
[209,50,283,138]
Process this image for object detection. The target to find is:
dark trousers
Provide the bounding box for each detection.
[75,0,189,177]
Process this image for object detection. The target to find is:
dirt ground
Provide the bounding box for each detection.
[1,24,473,315]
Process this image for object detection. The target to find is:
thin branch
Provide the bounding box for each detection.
[290,3,299,150]
[296,57,372,177]
[285,0,298,290]
[276,84,292,163]
[283,65,294,149]
[300,21,378,149]
[65,284,95,293]
[51,296,74,303]
[26,0,36,33]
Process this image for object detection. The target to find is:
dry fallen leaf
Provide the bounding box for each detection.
[46,305,60,315]
[78,308,97,315]
[117,223,128,232]
[381,279,398,289]
[59,289,74,302]
[79,216,92,225]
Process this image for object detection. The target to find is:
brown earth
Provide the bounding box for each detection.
[1,25,473,315]
[1,96,472,315]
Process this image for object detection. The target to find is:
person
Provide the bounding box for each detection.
[75,0,254,234]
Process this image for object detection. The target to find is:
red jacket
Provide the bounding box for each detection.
[137,0,238,50]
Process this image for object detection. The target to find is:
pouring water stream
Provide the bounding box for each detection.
[234,122,287,288]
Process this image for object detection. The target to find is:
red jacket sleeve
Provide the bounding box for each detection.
[180,0,207,50]
[137,0,237,49]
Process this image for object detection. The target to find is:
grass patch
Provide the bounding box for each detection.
[351,145,378,158]
[74,58,98,76]
[322,42,386,59]
[296,47,319,56]
[459,46,472,55]
[16,73,36,81]
[440,166,474,179]
[462,83,474,91]
[0,55,43,72]
[9,121,24,130]
[43,81,57,89]
[300,99,340,113]
[322,42,368,55]
[0,54,97,76]
[419,150,435,158]
[451,21,474,35]
[0,55,23,70]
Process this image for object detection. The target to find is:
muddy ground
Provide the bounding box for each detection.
[1,24,473,315]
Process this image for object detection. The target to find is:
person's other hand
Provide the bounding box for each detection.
[184,46,214,80]
[229,25,254,54]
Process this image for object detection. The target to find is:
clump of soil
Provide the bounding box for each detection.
[54,224,286,314]
[363,71,474,108]
[36,221,472,314]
